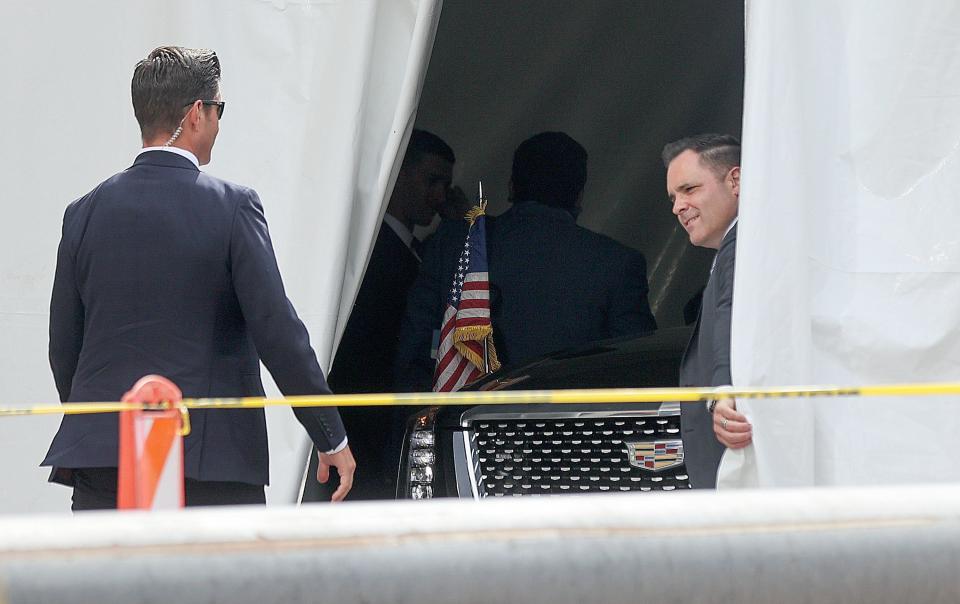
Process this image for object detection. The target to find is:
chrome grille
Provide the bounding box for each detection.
[464,409,691,497]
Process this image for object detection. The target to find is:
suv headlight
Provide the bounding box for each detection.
[401,406,439,499]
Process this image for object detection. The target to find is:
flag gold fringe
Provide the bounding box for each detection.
[454,325,501,373]
[464,201,487,226]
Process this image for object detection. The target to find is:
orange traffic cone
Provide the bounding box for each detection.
[117,375,187,510]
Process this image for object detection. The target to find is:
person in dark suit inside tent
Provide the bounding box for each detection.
[306,129,469,501]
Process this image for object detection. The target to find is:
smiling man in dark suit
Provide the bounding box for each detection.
[664,133,752,489]
[43,45,355,510]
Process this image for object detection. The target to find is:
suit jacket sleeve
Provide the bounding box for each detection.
[48,205,84,403]
[710,236,735,386]
[608,249,658,336]
[230,189,346,451]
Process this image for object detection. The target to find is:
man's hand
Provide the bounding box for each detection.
[713,398,752,449]
[439,185,473,221]
[317,445,357,502]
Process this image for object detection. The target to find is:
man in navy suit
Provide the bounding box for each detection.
[42,46,356,510]
[395,132,658,393]
[664,133,752,488]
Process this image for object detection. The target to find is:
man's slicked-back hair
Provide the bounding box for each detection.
[402,129,455,168]
[511,131,588,210]
[132,46,221,141]
[662,133,741,178]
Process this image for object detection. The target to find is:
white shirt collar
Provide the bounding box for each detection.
[723,216,738,240]
[710,217,739,273]
[138,146,200,169]
[382,212,418,254]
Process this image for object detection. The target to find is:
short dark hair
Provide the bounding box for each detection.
[511,132,587,210]
[661,133,741,178]
[402,129,455,168]
[132,46,221,140]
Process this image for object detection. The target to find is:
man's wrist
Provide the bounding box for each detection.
[324,436,348,455]
[708,385,734,413]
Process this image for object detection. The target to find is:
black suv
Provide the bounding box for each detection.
[398,327,693,499]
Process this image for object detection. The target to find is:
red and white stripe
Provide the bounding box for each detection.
[433,272,491,392]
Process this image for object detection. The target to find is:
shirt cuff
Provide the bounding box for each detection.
[324,436,349,455]
[708,385,735,411]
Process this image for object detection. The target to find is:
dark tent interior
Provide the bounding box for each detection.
[307,1,746,501]
[414,0,745,327]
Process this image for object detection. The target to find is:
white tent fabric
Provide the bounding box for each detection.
[0,0,441,513]
[722,0,960,487]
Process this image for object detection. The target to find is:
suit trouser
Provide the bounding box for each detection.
[68,467,265,511]
[680,405,726,489]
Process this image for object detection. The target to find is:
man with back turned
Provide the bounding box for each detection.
[42,46,356,509]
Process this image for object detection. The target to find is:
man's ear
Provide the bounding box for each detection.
[180,101,195,132]
[728,166,741,197]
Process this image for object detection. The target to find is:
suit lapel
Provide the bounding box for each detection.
[680,225,736,386]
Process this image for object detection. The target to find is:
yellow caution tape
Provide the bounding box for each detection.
[1,381,959,418]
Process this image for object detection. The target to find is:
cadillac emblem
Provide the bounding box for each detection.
[624,440,684,472]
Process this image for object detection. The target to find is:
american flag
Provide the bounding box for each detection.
[432,203,500,392]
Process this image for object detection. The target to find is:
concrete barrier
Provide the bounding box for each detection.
[1,485,959,603]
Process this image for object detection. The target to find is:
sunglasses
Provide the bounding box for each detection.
[183,99,225,119]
